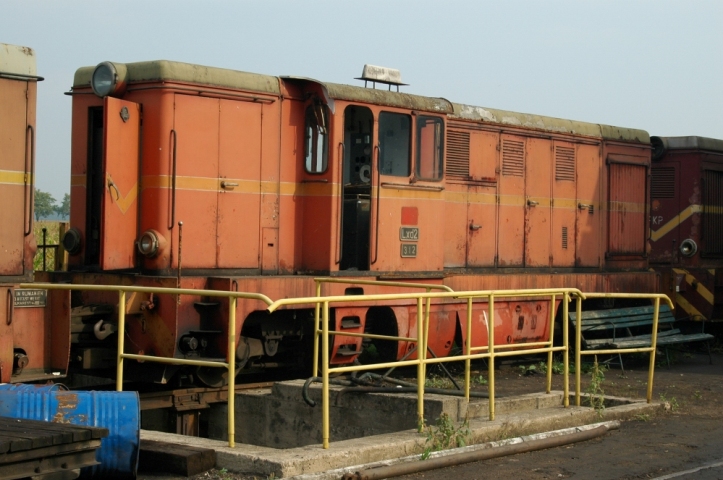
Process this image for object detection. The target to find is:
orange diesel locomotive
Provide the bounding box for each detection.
[39,61,656,386]
[0,43,52,383]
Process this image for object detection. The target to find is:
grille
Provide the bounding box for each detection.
[555,146,575,181]
[446,130,470,178]
[651,167,676,198]
[502,139,524,177]
[703,170,723,255]
[562,226,568,249]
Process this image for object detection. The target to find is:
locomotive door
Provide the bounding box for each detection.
[0,77,31,276]
[524,138,552,267]
[551,141,577,267]
[575,144,601,266]
[340,106,374,271]
[99,97,140,271]
[497,134,526,267]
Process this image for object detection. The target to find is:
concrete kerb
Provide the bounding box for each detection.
[139,391,665,479]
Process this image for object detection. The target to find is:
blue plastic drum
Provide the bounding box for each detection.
[0,383,140,478]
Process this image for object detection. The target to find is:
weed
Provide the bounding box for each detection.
[693,390,703,400]
[474,374,488,386]
[420,413,471,460]
[518,364,539,376]
[425,375,454,389]
[659,393,680,412]
[586,356,606,418]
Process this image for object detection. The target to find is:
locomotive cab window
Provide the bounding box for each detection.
[304,103,329,173]
[416,116,444,181]
[379,112,411,176]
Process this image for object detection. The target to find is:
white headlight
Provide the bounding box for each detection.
[137,230,160,257]
[680,239,698,257]
[91,61,127,98]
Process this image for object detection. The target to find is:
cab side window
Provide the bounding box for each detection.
[379,112,411,176]
[416,116,444,181]
[304,104,328,173]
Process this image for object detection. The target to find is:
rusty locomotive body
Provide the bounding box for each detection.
[650,136,723,322]
[5,58,661,385]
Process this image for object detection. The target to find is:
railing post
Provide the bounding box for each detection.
[228,296,237,448]
[116,290,126,392]
[575,295,582,406]
[546,294,555,394]
[322,301,330,449]
[465,297,473,402]
[313,281,322,378]
[423,294,431,385]
[417,297,425,429]
[647,296,660,403]
[563,292,570,407]
[488,294,495,421]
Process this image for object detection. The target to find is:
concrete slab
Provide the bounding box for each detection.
[140,390,665,479]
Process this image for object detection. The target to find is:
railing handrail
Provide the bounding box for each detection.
[267,287,586,312]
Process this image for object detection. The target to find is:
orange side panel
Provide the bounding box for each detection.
[0,80,28,276]
[609,163,647,254]
[217,99,262,269]
[524,138,551,267]
[498,135,525,267]
[552,140,577,267]
[444,185,466,268]
[576,144,602,266]
[173,95,219,268]
[100,97,140,270]
[467,185,496,266]
[262,228,278,273]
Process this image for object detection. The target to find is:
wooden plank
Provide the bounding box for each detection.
[139,439,216,477]
[0,439,101,465]
[0,418,107,441]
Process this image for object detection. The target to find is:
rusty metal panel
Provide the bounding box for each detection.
[608,163,647,255]
[466,130,498,267]
[524,137,551,267]
[262,228,278,273]
[650,162,681,263]
[575,144,602,266]
[173,94,220,268]
[217,99,262,268]
[552,141,577,267]
[100,97,140,270]
[0,79,29,277]
[497,135,525,266]
[702,169,723,255]
[0,286,13,382]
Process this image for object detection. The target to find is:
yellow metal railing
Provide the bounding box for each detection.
[267,287,586,449]
[573,293,674,406]
[22,283,273,448]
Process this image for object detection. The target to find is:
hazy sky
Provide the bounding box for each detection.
[3,0,722,200]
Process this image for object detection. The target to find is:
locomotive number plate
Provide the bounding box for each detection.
[14,289,47,308]
[401,244,417,258]
[399,227,419,241]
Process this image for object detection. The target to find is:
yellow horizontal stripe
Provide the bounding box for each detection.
[608,200,646,214]
[650,204,703,242]
[672,268,714,305]
[0,169,30,186]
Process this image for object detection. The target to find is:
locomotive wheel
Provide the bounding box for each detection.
[194,366,230,388]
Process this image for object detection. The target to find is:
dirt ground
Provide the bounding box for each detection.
[141,347,723,480]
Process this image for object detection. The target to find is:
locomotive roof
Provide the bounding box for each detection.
[651,136,723,153]
[0,43,37,77]
[73,59,648,144]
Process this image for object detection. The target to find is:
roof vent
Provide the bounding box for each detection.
[356,64,408,91]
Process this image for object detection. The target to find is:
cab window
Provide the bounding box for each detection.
[379,112,411,176]
[416,116,444,180]
[304,104,328,173]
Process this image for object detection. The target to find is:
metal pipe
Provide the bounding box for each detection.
[342,424,613,480]
[416,297,424,429]
[647,297,660,403]
[322,301,330,449]
[563,293,570,407]
[313,281,321,378]
[488,294,495,420]
[336,386,489,400]
[465,297,472,401]
[546,294,555,394]
[228,296,237,448]
[116,291,126,392]
[575,295,582,406]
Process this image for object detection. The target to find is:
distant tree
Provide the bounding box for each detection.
[34,189,57,220]
[55,193,70,219]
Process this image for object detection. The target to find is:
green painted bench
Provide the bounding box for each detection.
[569,305,714,372]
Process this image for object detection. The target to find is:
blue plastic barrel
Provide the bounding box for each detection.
[0,383,140,478]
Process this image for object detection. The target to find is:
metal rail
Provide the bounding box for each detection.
[21,282,273,448]
[268,287,587,449]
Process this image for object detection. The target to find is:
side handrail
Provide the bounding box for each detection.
[572,293,673,406]
[268,287,585,449]
[335,142,345,265]
[25,125,35,236]
[22,282,273,449]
